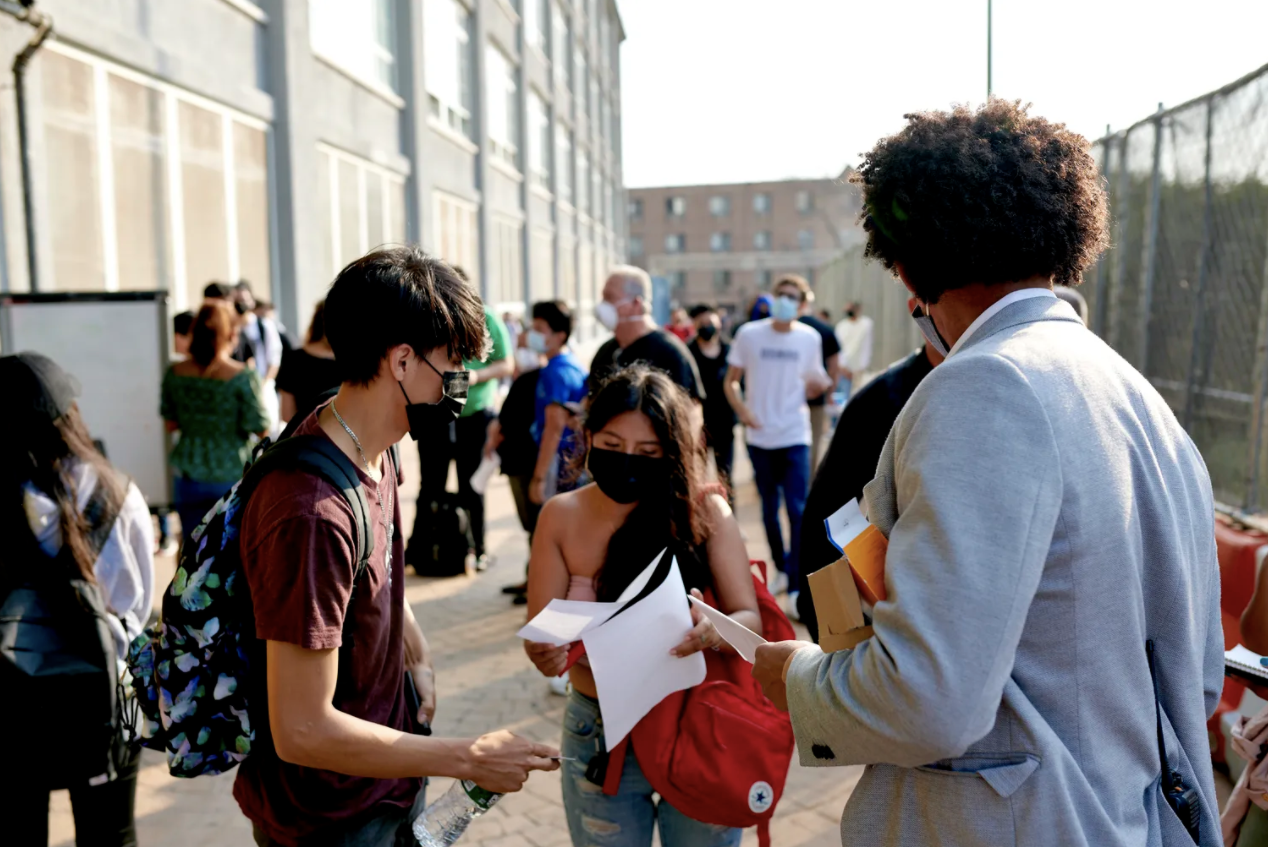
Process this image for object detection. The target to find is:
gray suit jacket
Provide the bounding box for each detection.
[785,296,1223,846]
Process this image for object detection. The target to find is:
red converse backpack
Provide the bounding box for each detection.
[603,563,796,847]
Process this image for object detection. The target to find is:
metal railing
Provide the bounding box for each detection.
[818,62,1268,511]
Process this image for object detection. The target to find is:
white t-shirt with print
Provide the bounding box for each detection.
[728,319,829,450]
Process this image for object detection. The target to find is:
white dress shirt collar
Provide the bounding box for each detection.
[947,287,1057,357]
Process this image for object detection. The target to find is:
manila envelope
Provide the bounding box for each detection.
[844,523,889,605]
[808,558,873,653]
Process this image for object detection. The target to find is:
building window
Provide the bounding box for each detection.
[796,190,813,213]
[709,195,730,217]
[712,270,732,290]
[666,196,685,218]
[433,189,480,280]
[577,150,590,215]
[753,231,771,251]
[805,267,816,285]
[489,215,524,305]
[754,192,771,214]
[39,46,272,309]
[527,90,551,189]
[555,125,573,204]
[485,45,519,168]
[629,235,643,256]
[525,0,549,52]
[574,44,588,106]
[758,269,773,289]
[797,229,814,250]
[310,0,397,91]
[321,145,408,283]
[599,8,612,73]
[665,234,685,253]
[628,198,643,220]
[553,2,571,91]
[423,0,474,138]
[669,271,686,292]
[710,232,731,253]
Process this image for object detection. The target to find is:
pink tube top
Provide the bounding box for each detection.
[566,574,598,602]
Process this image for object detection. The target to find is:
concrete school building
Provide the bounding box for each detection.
[0,0,628,343]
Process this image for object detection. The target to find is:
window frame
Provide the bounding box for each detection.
[424,0,475,141]
[309,0,401,100]
[754,230,771,251]
[665,233,685,254]
[753,192,771,215]
[318,142,409,280]
[708,195,730,217]
[709,232,731,253]
[666,196,685,218]
[795,189,814,214]
[39,41,275,309]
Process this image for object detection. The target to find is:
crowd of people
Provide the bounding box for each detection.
[5,96,1251,847]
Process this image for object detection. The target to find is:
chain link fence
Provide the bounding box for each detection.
[817,62,1268,511]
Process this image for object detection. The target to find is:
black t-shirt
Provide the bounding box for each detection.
[688,339,736,440]
[798,315,842,407]
[795,348,935,639]
[275,348,342,424]
[590,329,706,402]
[496,368,543,477]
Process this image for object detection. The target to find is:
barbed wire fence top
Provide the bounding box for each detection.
[817,62,1268,511]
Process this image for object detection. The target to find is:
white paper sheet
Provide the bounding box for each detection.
[516,599,619,646]
[824,497,871,553]
[516,550,667,646]
[584,555,707,751]
[687,595,766,663]
[469,454,501,495]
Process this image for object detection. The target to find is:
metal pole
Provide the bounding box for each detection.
[1138,104,1165,374]
[8,4,53,292]
[1244,219,1268,510]
[1181,97,1217,433]
[1109,131,1132,349]
[1091,128,1113,337]
[986,0,993,99]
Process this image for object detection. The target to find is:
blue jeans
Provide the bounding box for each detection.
[173,476,235,546]
[746,444,810,588]
[560,691,741,847]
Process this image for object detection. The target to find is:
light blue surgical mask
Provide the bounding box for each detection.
[527,329,550,354]
[771,296,800,322]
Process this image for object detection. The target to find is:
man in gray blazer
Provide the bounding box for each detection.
[754,100,1222,846]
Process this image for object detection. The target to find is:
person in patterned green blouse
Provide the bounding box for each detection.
[161,299,270,544]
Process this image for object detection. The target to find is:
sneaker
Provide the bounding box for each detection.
[548,676,570,697]
[786,591,802,622]
[501,582,529,596]
[474,554,493,573]
[770,569,789,596]
[512,593,529,606]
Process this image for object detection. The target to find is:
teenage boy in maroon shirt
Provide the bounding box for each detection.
[235,247,559,846]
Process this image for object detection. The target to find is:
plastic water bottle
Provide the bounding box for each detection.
[411,779,502,847]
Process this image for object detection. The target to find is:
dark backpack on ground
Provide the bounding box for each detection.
[127,435,376,778]
[408,492,472,578]
[0,474,129,786]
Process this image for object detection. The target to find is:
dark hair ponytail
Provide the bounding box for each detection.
[190,300,236,368]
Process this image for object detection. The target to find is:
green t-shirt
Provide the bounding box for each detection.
[462,306,511,416]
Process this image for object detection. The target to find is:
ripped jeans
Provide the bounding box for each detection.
[560,690,742,847]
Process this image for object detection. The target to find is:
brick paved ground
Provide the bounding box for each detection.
[48,440,860,847]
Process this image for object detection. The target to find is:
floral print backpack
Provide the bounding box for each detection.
[126,435,374,778]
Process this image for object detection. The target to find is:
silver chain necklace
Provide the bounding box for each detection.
[330,401,395,578]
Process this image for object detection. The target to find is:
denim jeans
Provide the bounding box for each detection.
[746,444,811,588]
[173,475,235,546]
[560,691,741,847]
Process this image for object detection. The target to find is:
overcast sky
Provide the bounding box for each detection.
[617,0,1268,188]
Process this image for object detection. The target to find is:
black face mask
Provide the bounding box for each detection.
[233,300,250,316]
[587,447,668,504]
[697,324,718,342]
[399,358,469,442]
[845,309,857,319]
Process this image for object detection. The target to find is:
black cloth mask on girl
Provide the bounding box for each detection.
[399,358,468,441]
[587,447,668,504]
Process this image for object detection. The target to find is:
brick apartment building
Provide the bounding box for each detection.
[625,169,863,317]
